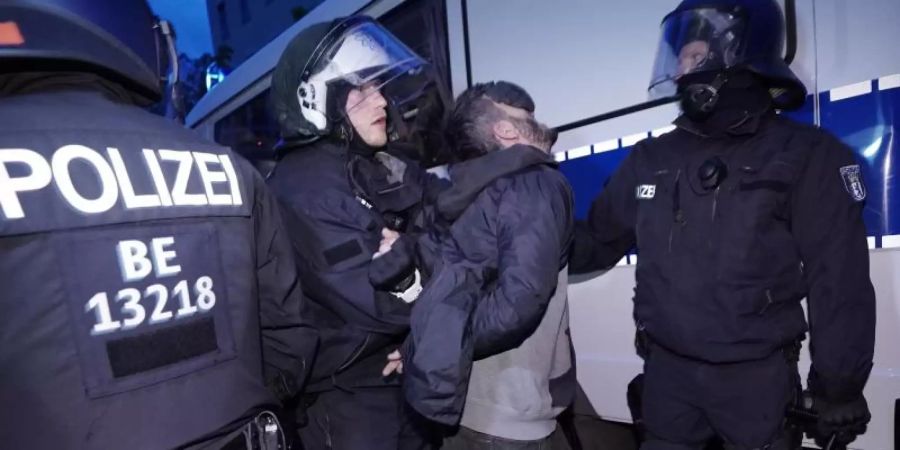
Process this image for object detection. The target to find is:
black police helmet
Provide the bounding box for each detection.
[270,19,337,141]
[271,15,428,142]
[650,0,807,110]
[0,0,168,103]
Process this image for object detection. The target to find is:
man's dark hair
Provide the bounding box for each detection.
[445,81,535,162]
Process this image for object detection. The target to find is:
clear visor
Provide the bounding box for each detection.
[648,8,747,99]
[309,20,427,114]
[153,20,173,85]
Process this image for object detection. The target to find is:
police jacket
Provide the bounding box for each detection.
[404,145,574,424]
[267,138,436,391]
[570,98,876,402]
[0,75,316,449]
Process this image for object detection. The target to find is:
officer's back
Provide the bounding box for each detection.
[0,2,312,448]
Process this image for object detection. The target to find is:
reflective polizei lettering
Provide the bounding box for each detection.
[0,145,243,220]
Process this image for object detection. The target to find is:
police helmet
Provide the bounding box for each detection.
[0,0,170,104]
[271,16,428,140]
[648,0,807,110]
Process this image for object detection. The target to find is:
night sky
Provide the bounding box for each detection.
[148,0,213,58]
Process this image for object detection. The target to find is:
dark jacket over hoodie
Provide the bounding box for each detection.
[404,145,575,438]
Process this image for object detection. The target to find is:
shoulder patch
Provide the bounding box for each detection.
[839,164,866,201]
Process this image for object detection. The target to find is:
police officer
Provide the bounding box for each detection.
[266,16,440,450]
[570,1,875,448]
[0,1,316,449]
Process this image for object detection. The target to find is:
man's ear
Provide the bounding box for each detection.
[492,119,519,141]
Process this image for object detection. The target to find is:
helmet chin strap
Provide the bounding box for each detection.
[332,111,381,157]
[680,72,729,121]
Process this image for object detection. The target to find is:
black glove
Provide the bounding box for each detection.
[369,234,417,291]
[812,394,871,447]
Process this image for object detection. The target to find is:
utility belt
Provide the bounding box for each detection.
[634,326,803,366]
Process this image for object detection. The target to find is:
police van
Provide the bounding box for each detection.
[186,0,900,448]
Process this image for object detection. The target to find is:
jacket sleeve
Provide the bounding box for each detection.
[791,132,876,402]
[251,173,319,400]
[470,172,571,359]
[568,148,639,274]
[276,189,413,336]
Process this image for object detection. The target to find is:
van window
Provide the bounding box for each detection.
[214,89,278,174]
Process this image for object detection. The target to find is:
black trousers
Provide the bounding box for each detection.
[441,426,558,450]
[640,343,798,450]
[298,386,435,450]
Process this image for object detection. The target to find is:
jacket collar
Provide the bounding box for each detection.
[437,144,555,221]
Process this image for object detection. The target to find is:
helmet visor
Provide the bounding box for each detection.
[309,20,427,114]
[648,8,748,99]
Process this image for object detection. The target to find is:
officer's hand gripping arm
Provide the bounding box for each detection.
[280,192,414,336]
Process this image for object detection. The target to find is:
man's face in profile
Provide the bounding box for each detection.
[493,102,557,153]
[677,40,711,78]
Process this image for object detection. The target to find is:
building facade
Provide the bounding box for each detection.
[206,0,326,67]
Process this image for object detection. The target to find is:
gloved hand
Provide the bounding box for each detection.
[812,394,871,447]
[369,230,416,291]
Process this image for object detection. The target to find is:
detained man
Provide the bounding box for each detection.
[389,81,576,450]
